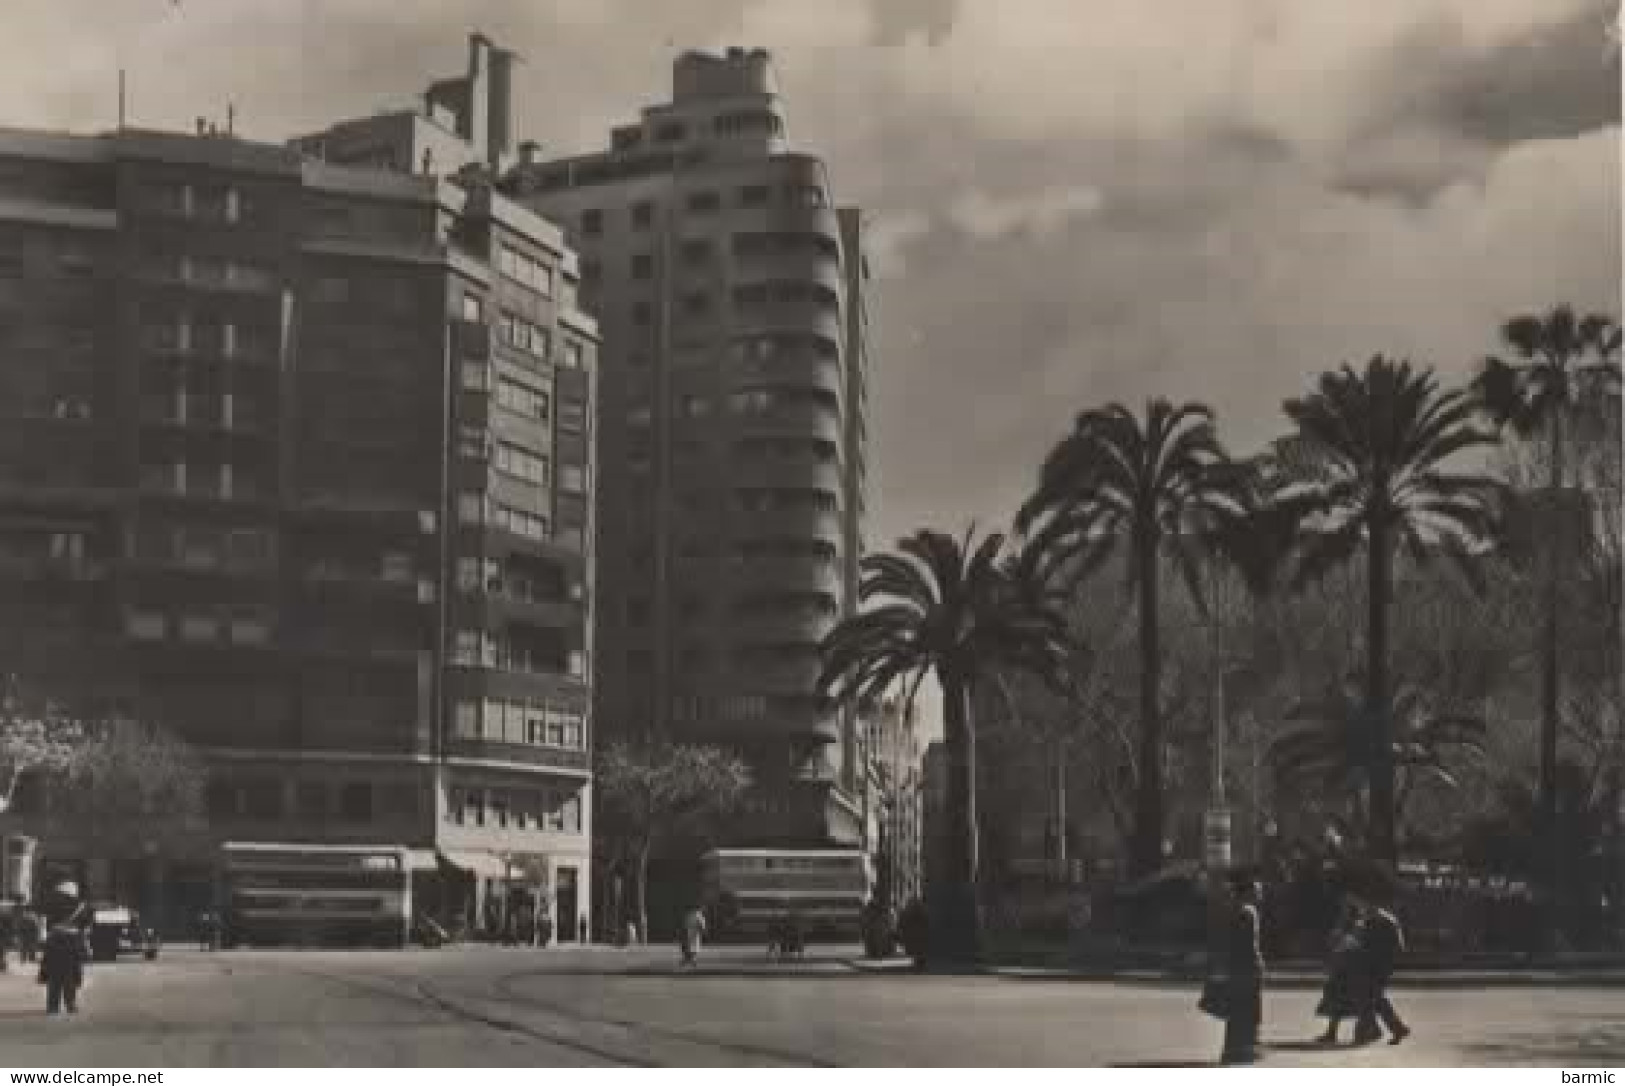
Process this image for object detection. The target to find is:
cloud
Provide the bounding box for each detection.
[946,185,1104,241]
[0,0,1614,563]
[864,209,934,277]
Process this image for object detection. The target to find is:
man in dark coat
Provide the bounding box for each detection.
[39,916,87,1015]
[1221,873,1266,1065]
[1354,890,1411,1045]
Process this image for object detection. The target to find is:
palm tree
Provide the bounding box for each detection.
[818,527,1070,961]
[1267,674,1488,841]
[1016,399,1250,877]
[1472,305,1622,902]
[1276,356,1501,861]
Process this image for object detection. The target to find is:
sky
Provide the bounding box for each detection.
[2,0,1618,552]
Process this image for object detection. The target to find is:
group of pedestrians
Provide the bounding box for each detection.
[1211,871,1411,1065]
[1315,893,1411,1046]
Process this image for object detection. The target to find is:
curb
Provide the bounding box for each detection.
[844,959,1625,989]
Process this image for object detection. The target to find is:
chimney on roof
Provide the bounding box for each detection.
[196,117,207,136]
[226,104,235,136]
[518,140,541,167]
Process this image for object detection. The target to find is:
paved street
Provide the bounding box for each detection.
[0,946,1620,1067]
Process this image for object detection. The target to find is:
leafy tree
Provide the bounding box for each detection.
[594,738,751,940]
[1017,400,1250,876]
[1473,304,1622,902]
[819,527,1070,962]
[0,677,84,815]
[1274,357,1501,862]
[48,718,207,854]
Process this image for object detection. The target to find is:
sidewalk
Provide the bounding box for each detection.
[0,966,41,1016]
[848,953,1625,988]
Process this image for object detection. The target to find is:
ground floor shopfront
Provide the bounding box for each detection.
[1,755,592,946]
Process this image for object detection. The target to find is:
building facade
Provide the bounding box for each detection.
[0,118,598,941]
[860,700,923,908]
[502,47,872,848]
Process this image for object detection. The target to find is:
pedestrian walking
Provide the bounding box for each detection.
[678,905,706,969]
[39,913,87,1015]
[1219,872,1265,1065]
[1315,899,1368,1044]
[18,904,41,964]
[1354,890,1411,1046]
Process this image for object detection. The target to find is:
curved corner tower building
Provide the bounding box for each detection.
[504,48,870,847]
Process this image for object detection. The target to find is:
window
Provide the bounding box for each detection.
[626,405,652,427]
[127,611,166,641]
[680,239,712,265]
[501,312,550,360]
[558,400,586,434]
[495,442,549,486]
[180,614,219,642]
[686,191,720,214]
[229,615,270,645]
[581,209,603,236]
[558,792,584,833]
[788,184,828,209]
[381,552,413,582]
[458,491,487,525]
[562,340,586,370]
[454,700,479,739]
[656,121,687,143]
[457,425,490,461]
[682,293,710,317]
[679,394,710,419]
[499,245,554,297]
[559,465,585,494]
[630,253,653,280]
[460,360,488,390]
[632,201,655,229]
[740,184,771,207]
[453,629,492,666]
[493,504,549,541]
[496,377,549,420]
[461,292,483,322]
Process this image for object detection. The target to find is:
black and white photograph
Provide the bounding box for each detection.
[0,0,1620,1071]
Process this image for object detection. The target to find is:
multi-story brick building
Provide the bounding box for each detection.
[0,110,598,940]
[501,47,873,849]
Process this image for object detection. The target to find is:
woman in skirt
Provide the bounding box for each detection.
[1317,900,1369,1044]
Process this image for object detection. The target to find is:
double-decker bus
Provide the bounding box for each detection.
[699,848,872,941]
[219,843,413,949]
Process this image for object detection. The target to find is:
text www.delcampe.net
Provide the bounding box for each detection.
[12,1074,164,1084]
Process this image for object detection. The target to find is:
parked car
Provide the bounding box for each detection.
[86,905,160,962]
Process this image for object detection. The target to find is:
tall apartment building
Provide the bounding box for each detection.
[502,47,873,848]
[861,700,923,908]
[0,115,598,940]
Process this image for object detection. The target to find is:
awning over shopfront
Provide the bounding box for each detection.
[405,849,440,873]
[437,850,509,879]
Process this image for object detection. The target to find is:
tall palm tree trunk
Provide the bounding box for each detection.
[1366,517,1397,862]
[1540,406,1566,945]
[1134,539,1164,877]
[938,674,981,962]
